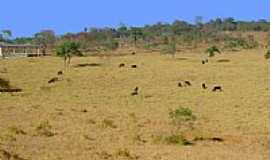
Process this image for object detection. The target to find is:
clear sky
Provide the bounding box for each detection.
[1,0,269,37]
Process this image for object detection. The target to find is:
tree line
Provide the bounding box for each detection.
[1,17,270,53]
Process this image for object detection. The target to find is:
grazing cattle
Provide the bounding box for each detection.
[48,77,59,84]
[131,87,139,96]
[202,59,208,64]
[131,65,137,68]
[178,82,183,87]
[119,63,125,68]
[57,71,63,75]
[202,83,207,89]
[184,81,192,86]
[212,86,223,92]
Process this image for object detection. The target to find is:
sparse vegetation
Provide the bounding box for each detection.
[205,46,221,57]
[153,134,192,146]
[0,78,10,89]
[101,119,117,129]
[8,126,26,135]
[164,134,191,145]
[35,120,55,137]
[169,107,196,123]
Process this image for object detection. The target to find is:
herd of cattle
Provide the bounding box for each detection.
[47,53,223,97]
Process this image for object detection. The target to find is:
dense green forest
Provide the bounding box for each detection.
[1,17,270,53]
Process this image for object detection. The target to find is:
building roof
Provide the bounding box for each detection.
[0,42,42,48]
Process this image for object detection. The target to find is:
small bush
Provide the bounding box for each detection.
[36,120,55,137]
[205,46,220,57]
[165,134,192,145]
[115,148,139,159]
[8,126,26,135]
[104,39,119,50]
[224,36,258,50]
[154,134,192,146]
[101,119,117,129]
[0,78,11,89]
[169,107,196,123]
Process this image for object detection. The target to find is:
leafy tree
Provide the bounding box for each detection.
[56,41,82,68]
[34,30,56,48]
[0,30,12,42]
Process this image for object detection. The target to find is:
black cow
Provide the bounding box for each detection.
[131,87,139,96]
[212,86,223,92]
[184,81,192,86]
[202,83,207,89]
[57,71,63,75]
[119,63,125,68]
[48,77,59,84]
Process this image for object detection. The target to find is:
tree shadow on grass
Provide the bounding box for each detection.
[73,63,102,68]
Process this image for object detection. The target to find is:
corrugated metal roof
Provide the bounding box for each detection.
[0,43,42,48]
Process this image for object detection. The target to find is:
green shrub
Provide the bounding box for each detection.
[169,107,196,123]
[8,126,26,135]
[154,134,192,146]
[36,120,55,137]
[104,39,119,50]
[101,119,117,129]
[164,134,185,145]
[224,36,258,50]
[0,78,11,89]
[205,46,220,57]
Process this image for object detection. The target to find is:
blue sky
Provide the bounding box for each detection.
[1,0,269,37]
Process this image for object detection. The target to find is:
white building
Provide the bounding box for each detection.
[0,43,45,58]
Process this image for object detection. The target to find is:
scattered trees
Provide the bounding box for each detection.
[2,17,270,55]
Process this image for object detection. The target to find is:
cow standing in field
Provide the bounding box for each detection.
[184,81,192,86]
[202,59,209,64]
[202,83,207,89]
[212,86,223,92]
[131,87,139,96]
[57,71,63,75]
[119,63,125,68]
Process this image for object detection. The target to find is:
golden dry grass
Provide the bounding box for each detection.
[1,49,270,160]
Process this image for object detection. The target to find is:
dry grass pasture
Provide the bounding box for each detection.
[1,49,270,160]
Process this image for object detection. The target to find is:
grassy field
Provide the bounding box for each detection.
[1,49,270,160]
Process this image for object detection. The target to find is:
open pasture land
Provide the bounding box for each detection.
[1,50,270,160]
